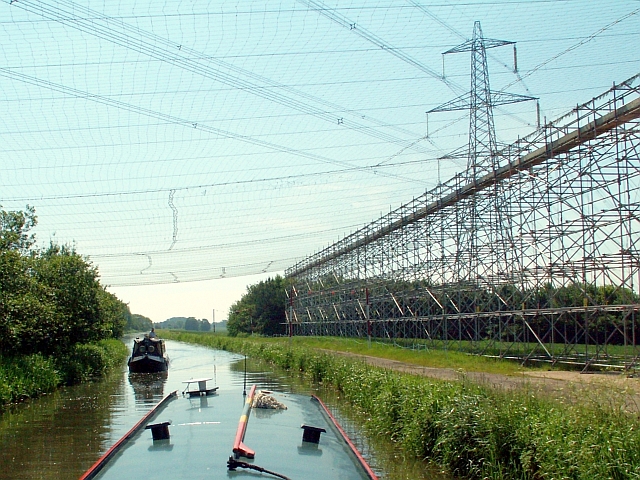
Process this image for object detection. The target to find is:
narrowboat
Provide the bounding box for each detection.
[127,335,169,373]
[80,378,378,480]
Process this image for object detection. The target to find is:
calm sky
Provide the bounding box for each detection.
[2,1,639,323]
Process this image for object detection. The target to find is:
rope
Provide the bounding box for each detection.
[227,457,291,480]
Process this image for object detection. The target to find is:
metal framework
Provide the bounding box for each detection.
[285,65,640,370]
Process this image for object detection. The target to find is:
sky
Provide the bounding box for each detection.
[110,273,276,323]
[1,1,639,323]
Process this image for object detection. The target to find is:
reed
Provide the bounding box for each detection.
[162,331,640,479]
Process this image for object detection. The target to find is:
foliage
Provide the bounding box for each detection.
[55,339,128,386]
[227,275,289,336]
[96,289,128,339]
[0,339,127,407]
[0,205,37,253]
[0,206,130,355]
[153,316,210,331]
[0,353,59,405]
[162,331,640,480]
[155,316,187,329]
[184,317,211,331]
[127,313,153,332]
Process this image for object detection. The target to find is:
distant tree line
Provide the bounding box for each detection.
[127,313,153,332]
[154,316,211,331]
[226,272,640,342]
[0,206,128,357]
[296,275,640,345]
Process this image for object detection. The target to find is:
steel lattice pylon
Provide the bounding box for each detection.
[285,35,640,370]
[430,22,536,299]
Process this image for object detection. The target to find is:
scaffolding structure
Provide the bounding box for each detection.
[285,67,640,370]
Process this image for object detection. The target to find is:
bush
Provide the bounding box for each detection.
[0,339,128,408]
[56,339,128,385]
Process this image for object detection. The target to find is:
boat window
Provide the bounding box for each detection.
[148,345,155,353]
[139,346,146,353]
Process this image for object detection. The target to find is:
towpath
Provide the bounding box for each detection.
[322,349,640,412]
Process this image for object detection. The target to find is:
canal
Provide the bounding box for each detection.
[0,337,448,479]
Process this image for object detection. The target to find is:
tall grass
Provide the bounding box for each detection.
[163,331,640,479]
[0,354,59,405]
[0,339,128,407]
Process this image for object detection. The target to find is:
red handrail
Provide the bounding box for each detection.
[232,384,257,459]
[312,395,379,480]
[80,390,178,480]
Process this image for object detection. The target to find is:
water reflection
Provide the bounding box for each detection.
[0,337,452,479]
[252,406,285,420]
[128,372,168,404]
[186,395,212,410]
[298,443,324,457]
[0,371,127,480]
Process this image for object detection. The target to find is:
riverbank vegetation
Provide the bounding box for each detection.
[161,331,640,479]
[0,207,130,407]
[0,340,128,405]
[227,276,287,336]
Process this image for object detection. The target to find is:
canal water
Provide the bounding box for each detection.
[0,337,448,479]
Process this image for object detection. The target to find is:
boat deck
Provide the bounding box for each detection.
[88,385,374,480]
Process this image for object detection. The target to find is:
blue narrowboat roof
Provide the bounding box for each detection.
[84,383,376,480]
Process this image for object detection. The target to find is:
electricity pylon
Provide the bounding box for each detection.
[428,21,536,294]
[429,21,535,177]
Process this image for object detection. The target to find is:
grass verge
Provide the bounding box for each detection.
[162,331,640,479]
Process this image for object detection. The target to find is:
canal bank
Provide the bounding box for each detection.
[161,332,640,480]
[0,339,128,407]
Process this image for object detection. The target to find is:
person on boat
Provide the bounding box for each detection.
[149,328,157,339]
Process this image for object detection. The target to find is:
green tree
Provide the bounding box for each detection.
[0,206,58,355]
[0,205,36,253]
[0,206,130,357]
[32,243,104,351]
[127,313,153,332]
[184,317,200,331]
[97,289,128,338]
[227,276,288,336]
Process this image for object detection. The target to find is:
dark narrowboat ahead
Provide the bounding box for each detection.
[127,336,169,373]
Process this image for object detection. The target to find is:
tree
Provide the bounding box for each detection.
[0,206,130,356]
[97,289,128,338]
[227,276,288,336]
[184,317,200,331]
[0,205,36,253]
[127,313,153,332]
[32,243,103,350]
[0,206,58,355]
